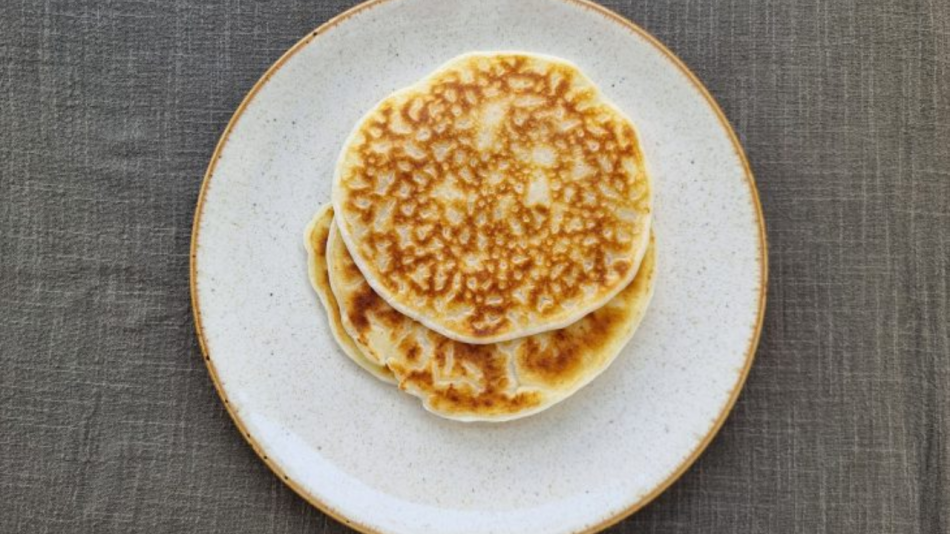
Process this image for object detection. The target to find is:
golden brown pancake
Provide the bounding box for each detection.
[332,52,653,345]
[304,205,394,383]
[328,218,656,422]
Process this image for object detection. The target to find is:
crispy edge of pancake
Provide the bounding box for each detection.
[304,205,394,383]
[327,218,657,422]
[331,51,653,346]
[513,235,656,400]
[430,238,656,422]
[325,218,394,370]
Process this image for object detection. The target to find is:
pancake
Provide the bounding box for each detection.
[328,219,656,422]
[304,205,394,383]
[332,52,653,345]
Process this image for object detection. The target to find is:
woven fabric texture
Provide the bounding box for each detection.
[1,1,947,532]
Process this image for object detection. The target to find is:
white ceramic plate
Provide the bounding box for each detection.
[191,1,767,533]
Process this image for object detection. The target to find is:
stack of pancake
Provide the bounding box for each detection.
[305,52,655,422]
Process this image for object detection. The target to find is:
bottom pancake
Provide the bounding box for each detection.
[318,205,657,422]
[305,206,394,383]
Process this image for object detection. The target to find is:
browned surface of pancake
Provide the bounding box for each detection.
[328,220,656,422]
[333,52,652,344]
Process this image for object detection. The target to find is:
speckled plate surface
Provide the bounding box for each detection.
[190,1,767,533]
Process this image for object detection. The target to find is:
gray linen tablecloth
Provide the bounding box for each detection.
[2,1,948,532]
